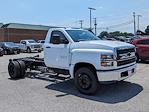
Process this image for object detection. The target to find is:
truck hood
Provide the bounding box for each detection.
[71,40,135,51]
[28,43,41,45]
[5,45,20,49]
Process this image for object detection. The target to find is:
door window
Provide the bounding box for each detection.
[21,41,26,45]
[50,31,68,44]
[138,40,149,45]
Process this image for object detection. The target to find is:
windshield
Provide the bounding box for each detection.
[5,42,16,46]
[66,30,100,42]
[28,40,36,43]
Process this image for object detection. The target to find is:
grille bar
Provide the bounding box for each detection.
[117,58,136,66]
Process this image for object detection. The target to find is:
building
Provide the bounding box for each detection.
[0,23,4,41]
[0,23,58,42]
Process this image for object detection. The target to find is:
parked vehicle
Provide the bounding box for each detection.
[127,36,141,44]
[8,28,136,95]
[132,38,149,62]
[38,40,45,49]
[16,43,27,52]
[0,47,4,56]
[20,40,42,53]
[0,42,21,55]
[38,40,45,44]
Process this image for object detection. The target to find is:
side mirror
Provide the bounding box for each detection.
[52,34,61,44]
[63,39,69,44]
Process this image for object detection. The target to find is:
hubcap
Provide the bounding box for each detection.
[4,50,7,54]
[27,49,30,53]
[78,74,91,89]
[9,64,15,77]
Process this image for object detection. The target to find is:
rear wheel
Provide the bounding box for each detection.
[8,61,21,79]
[74,67,99,95]
[17,60,26,78]
[8,61,26,79]
[0,51,4,56]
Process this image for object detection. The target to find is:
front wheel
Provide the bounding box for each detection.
[17,50,20,54]
[136,54,140,62]
[38,50,41,53]
[27,47,31,53]
[4,50,8,55]
[74,67,99,95]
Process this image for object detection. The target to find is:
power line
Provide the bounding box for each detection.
[97,20,133,30]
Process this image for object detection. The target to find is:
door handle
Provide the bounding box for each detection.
[46,46,51,48]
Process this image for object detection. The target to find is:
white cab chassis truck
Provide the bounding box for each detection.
[8,28,136,95]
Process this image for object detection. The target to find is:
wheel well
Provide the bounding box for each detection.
[74,63,96,75]
[27,46,30,49]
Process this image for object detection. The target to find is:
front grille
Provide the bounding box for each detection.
[117,47,135,60]
[117,47,136,66]
[117,58,136,66]
[34,45,40,48]
[117,48,135,54]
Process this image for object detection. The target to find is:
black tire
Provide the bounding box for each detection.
[27,47,31,53]
[38,50,41,53]
[8,61,21,79]
[4,50,8,55]
[17,51,20,54]
[136,54,140,62]
[74,67,99,95]
[0,51,3,56]
[17,60,26,78]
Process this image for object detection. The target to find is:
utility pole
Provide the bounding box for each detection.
[94,18,97,36]
[133,12,136,35]
[88,7,96,30]
[79,20,83,29]
[137,15,142,31]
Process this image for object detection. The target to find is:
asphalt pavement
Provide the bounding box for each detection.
[0,52,149,112]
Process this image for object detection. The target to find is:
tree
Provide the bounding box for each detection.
[145,25,149,34]
[99,31,109,38]
[99,31,134,39]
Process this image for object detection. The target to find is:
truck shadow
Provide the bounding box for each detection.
[45,80,143,104]
[26,72,143,104]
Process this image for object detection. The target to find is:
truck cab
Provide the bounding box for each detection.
[44,28,136,94]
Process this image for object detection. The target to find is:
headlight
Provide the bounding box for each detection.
[101,54,114,60]
[101,61,114,67]
[101,54,115,67]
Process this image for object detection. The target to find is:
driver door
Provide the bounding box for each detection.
[44,30,70,69]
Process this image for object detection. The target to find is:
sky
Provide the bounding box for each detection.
[0,0,149,35]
